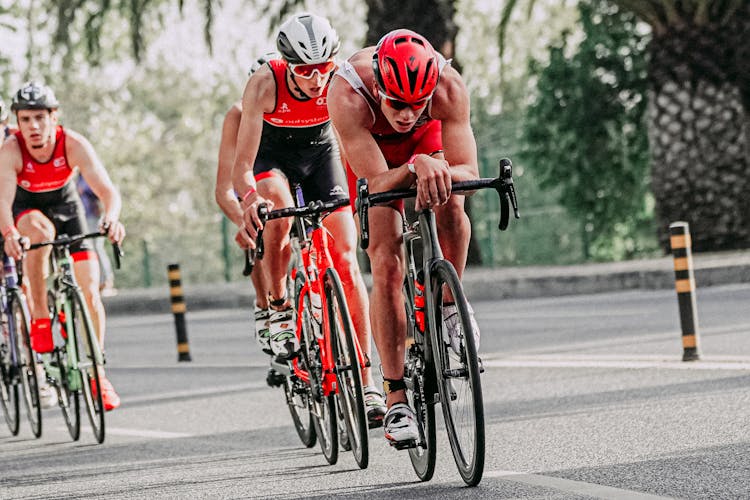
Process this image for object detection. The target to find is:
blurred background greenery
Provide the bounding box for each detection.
[1,0,747,288]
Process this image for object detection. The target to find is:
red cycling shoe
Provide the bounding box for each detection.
[30,318,54,353]
[91,376,121,411]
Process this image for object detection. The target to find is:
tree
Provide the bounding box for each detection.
[523,0,653,260]
[503,0,750,253]
[43,0,216,64]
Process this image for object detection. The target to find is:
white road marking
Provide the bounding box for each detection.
[52,426,191,439]
[485,470,672,499]
[484,355,750,371]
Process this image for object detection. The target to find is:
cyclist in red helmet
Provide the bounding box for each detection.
[328,29,481,446]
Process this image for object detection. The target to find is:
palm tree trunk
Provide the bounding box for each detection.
[648,10,750,252]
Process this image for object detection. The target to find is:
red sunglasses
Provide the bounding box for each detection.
[289,60,337,79]
[378,90,431,111]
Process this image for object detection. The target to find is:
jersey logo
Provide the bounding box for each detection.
[53,157,67,168]
[329,185,345,196]
[316,97,327,106]
[24,162,35,172]
[279,102,291,113]
[20,180,31,189]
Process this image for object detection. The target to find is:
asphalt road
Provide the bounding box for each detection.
[2,284,749,499]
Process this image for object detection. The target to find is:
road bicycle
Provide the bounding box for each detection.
[246,186,370,469]
[28,231,121,443]
[0,251,41,437]
[356,158,519,486]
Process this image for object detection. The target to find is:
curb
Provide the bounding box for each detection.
[103,250,750,316]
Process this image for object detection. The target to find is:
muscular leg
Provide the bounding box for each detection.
[251,263,269,309]
[73,257,104,348]
[323,209,375,386]
[16,211,54,321]
[433,195,470,278]
[256,176,293,303]
[365,206,407,407]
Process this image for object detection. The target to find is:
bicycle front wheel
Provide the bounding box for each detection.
[1,302,20,435]
[49,292,80,441]
[10,291,41,438]
[429,259,485,486]
[70,290,105,444]
[325,268,368,469]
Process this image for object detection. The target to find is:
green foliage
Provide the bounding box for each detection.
[522,0,656,260]
[56,60,240,287]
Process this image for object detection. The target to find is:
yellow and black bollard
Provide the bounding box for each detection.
[669,222,701,361]
[168,263,192,362]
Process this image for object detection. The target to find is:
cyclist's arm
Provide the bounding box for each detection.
[431,67,480,183]
[216,102,244,226]
[328,76,413,193]
[231,66,273,204]
[67,130,125,242]
[0,138,22,250]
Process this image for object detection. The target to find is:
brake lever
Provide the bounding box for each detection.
[256,204,268,260]
[356,178,370,250]
[112,243,123,270]
[242,249,255,276]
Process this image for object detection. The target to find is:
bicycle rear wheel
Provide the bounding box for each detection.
[283,274,317,448]
[1,304,20,435]
[429,260,485,486]
[10,291,41,438]
[299,284,338,464]
[325,268,368,469]
[70,290,105,443]
[403,283,437,481]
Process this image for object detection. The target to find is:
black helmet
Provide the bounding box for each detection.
[248,51,279,75]
[11,81,60,111]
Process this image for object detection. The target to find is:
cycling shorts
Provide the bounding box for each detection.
[254,142,349,205]
[13,181,95,255]
[346,119,443,211]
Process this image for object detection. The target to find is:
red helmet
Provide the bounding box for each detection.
[372,29,439,103]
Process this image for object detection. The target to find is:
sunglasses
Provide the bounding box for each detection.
[378,90,431,111]
[289,60,337,79]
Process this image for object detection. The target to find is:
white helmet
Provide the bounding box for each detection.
[276,13,340,64]
[248,51,279,75]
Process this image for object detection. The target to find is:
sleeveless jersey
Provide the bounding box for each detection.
[15,126,74,193]
[335,54,450,139]
[259,59,335,149]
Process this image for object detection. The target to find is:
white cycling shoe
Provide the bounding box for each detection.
[384,403,419,446]
[443,302,480,355]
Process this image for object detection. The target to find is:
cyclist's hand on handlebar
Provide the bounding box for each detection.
[3,231,28,261]
[99,218,126,245]
[413,154,452,211]
[241,192,273,247]
[234,224,252,250]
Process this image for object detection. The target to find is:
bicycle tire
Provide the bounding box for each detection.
[325,268,368,469]
[70,290,105,443]
[10,291,41,438]
[1,301,20,435]
[298,280,338,465]
[403,283,437,481]
[48,292,80,441]
[284,273,317,448]
[429,259,485,486]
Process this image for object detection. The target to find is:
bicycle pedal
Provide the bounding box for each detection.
[265,368,285,388]
[478,357,485,374]
[389,438,418,450]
